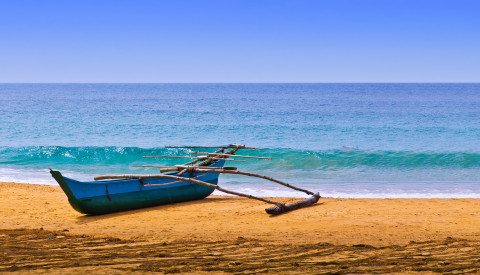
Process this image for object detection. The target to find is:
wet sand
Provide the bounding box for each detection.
[2,181,480,274]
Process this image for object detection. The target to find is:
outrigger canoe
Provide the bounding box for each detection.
[50,160,225,215]
[50,144,320,215]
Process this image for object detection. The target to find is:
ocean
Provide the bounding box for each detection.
[1,83,479,198]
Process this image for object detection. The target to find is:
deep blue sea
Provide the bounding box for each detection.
[1,83,479,198]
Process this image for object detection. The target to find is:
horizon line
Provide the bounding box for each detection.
[1,82,480,84]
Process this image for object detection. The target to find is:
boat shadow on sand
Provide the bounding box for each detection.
[74,197,231,223]
[75,196,324,223]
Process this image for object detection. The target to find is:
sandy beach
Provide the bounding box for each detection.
[2,181,480,274]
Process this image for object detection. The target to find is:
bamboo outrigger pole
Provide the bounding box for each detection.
[192,168,314,196]
[94,173,284,207]
[191,168,321,214]
[95,168,320,215]
[122,144,320,214]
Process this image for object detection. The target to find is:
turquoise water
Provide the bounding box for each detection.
[1,83,479,197]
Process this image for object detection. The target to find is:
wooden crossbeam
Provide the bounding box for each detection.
[187,151,271,160]
[142,156,244,162]
[143,155,198,159]
[133,165,237,170]
[165,145,263,150]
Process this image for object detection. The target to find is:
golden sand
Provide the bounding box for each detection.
[2,181,480,274]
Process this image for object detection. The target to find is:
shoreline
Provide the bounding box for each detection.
[2,181,480,273]
[3,176,480,199]
[2,181,480,245]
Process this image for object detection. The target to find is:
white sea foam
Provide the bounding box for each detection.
[2,167,480,199]
[213,189,480,198]
[0,168,92,186]
[213,182,480,198]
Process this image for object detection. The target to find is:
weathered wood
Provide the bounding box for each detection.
[187,152,272,160]
[265,193,320,215]
[192,169,315,196]
[165,145,263,150]
[143,155,200,159]
[213,158,244,162]
[111,144,320,214]
[175,168,189,176]
[133,165,237,170]
[166,146,226,148]
[177,147,229,176]
[142,155,243,162]
[143,174,207,186]
[133,165,182,168]
[195,147,242,168]
[183,159,201,165]
[93,174,284,207]
[160,168,182,173]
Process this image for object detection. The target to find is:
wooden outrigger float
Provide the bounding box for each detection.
[50,144,320,215]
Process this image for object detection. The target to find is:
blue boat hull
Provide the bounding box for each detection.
[50,160,225,215]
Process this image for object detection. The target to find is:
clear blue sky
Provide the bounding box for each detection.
[1,0,479,83]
